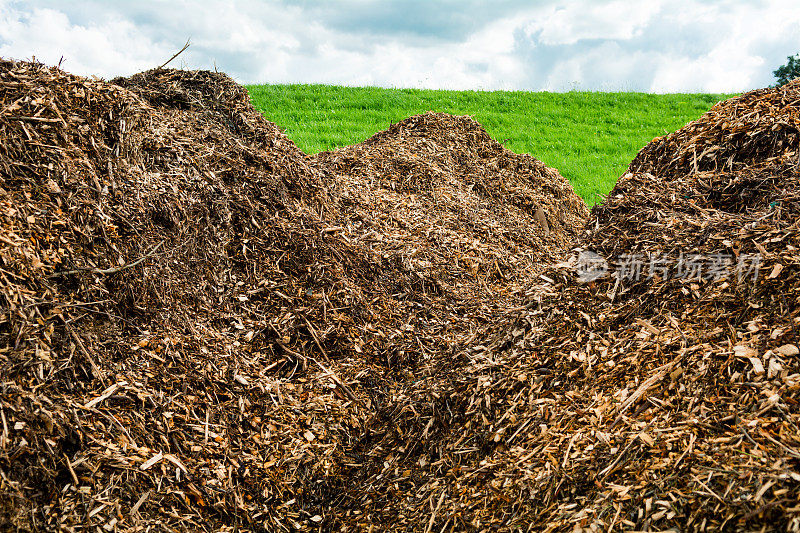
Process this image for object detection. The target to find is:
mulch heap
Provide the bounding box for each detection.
[339,81,800,531]
[313,112,588,362]
[0,59,586,532]
[5,58,800,533]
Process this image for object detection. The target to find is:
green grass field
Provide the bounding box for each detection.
[247,85,735,204]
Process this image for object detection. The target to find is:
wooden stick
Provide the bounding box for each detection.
[62,317,107,387]
[63,453,79,487]
[50,240,165,278]
[157,39,191,70]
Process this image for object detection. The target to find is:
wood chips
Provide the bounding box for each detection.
[0,60,586,531]
[2,58,799,531]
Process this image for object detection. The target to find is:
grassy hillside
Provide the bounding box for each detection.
[247,85,735,204]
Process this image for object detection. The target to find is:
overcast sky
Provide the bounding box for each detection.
[1,0,798,92]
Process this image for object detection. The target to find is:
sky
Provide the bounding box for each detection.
[0,0,798,93]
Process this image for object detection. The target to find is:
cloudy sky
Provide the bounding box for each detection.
[0,0,798,92]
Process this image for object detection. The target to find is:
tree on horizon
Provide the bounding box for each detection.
[774,53,800,86]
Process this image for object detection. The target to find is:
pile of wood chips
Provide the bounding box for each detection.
[5,58,800,532]
[336,81,800,531]
[0,60,586,531]
[314,112,588,366]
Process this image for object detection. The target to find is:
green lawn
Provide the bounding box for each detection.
[246,85,735,204]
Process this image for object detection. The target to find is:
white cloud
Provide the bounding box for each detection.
[645,0,800,92]
[510,0,800,92]
[0,0,798,92]
[0,2,172,78]
[526,1,664,45]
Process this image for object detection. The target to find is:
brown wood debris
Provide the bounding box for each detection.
[0,59,585,531]
[3,57,799,531]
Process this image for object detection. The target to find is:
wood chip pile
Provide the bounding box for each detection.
[5,57,799,532]
[0,60,586,531]
[335,80,800,531]
[313,112,588,364]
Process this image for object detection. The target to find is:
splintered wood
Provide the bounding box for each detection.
[0,59,583,531]
[2,57,800,532]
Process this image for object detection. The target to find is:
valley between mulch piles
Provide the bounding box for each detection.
[1,58,799,532]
